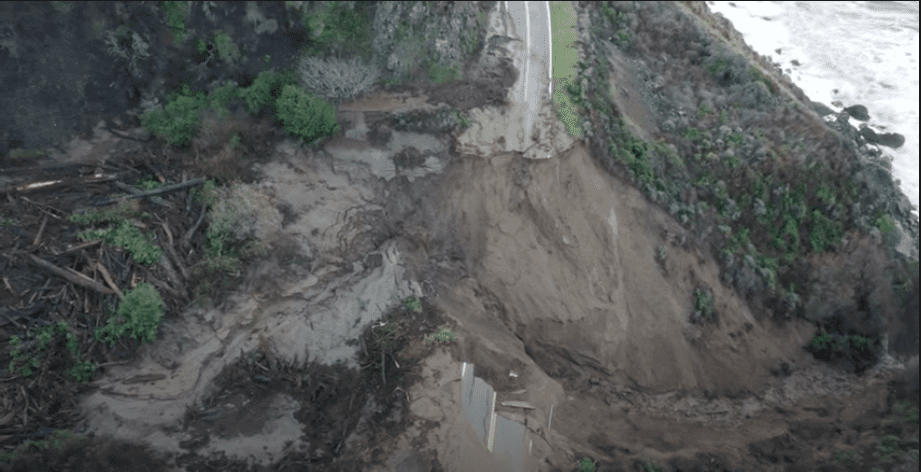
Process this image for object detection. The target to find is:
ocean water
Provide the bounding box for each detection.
[706,1,920,218]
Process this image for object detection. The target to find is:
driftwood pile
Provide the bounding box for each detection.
[0,158,211,448]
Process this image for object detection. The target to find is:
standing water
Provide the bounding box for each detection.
[707,1,920,218]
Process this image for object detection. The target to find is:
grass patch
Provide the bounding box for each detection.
[192,181,271,299]
[876,434,919,463]
[77,220,162,265]
[68,200,143,225]
[6,148,49,161]
[550,0,583,139]
[428,60,462,84]
[832,448,858,465]
[0,430,82,464]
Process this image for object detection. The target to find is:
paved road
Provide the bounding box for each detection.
[503,1,553,151]
[455,4,554,471]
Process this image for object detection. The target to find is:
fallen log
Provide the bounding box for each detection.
[112,181,172,208]
[27,254,115,295]
[107,178,205,204]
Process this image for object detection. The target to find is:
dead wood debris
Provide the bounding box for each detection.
[0,159,214,450]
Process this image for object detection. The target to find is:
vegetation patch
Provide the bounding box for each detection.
[806,329,879,373]
[140,84,209,147]
[691,286,716,324]
[428,60,462,84]
[239,70,299,115]
[302,1,373,59]
[402,296,423,314]
[550,0,583,139]
[97,283,164,345]
[192,181,272,300]
[274,85,340,144]
[77,220,162,266]
[424,327,457,344]
[160,1,190,43]
[7,322,96,383]
[576,456,597,472]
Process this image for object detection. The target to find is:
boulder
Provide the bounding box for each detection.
[810,101,835,117]
[859,126,906,149]
[843,104,870,121]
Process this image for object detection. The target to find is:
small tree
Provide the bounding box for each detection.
[274,85,339,144]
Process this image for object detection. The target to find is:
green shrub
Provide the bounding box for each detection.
[808,330,878,365]
[206,81,242,119]
[692,287,715,323]
[576,457,596,472]
[424,328,457,344]
[140,90,208,147]
[873,212,896,234]
[98,283,164,345]
[67,360,96,384]
[239,70,299,115]
[161,1,190,43]
[274,85,339,144]
[636,457,663,472]
[809,208,843,253]
[211,31,241,63]
[402,297,422,314]
[304,1,371,57]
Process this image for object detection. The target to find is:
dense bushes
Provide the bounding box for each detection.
[140,70,340,148]
[274,85,340,144]
[239,70,299,115]
[139,85,209,147]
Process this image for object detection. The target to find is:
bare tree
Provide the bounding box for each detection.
[297,55,382,104]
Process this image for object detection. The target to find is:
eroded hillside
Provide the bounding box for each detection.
[0,2,918,472]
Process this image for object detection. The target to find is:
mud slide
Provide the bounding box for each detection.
[63,3,916,472]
